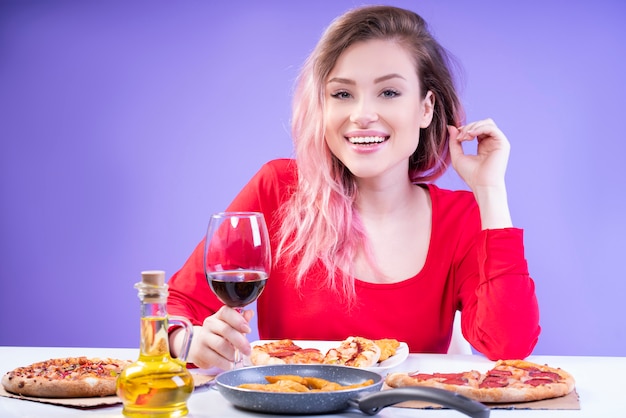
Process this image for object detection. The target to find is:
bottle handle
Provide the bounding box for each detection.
[168,315,194,363]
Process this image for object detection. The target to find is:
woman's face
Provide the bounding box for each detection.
[324,39,433,182]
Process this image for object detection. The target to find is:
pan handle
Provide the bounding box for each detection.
[350,387,490,418]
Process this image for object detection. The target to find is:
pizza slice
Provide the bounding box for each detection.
[386,369,482,392]
[374,338,401,362]
[322,336,381,368]
[250,339,324,365]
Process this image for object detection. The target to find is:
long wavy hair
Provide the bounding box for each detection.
[276,5,464,300]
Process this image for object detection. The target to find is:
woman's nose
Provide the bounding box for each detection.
[349,99,379,127]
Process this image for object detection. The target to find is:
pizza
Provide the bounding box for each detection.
[250,336,394,368]
[250,339,325,365]
[2,357,131,398]
[385,359,575,403]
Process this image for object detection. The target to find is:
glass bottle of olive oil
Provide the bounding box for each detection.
[117,270,194,418]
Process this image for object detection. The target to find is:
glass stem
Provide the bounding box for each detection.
[233,307,245,369]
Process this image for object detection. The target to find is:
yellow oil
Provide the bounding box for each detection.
[117,317,193,418]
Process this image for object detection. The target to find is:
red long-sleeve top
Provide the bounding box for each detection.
[167,159,540,360]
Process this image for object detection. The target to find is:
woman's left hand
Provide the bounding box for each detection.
[447,118,510,191]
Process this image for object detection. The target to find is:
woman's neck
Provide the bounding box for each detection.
[355,176,423,219]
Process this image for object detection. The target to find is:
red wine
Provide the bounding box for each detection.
[207,270,268,308]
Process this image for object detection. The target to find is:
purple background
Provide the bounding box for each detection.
[1,0,625,356]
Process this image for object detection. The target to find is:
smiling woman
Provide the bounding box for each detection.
[165,4,540,372]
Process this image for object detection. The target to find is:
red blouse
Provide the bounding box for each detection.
[167,159,540,360]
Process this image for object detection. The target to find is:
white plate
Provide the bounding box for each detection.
[249,340,409,371]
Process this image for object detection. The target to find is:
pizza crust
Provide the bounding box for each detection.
[1,373,116,398]
[460,383,572,403]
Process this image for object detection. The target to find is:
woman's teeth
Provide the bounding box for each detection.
[348,136,386,144]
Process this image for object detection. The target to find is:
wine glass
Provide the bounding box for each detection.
[203,212,271,369]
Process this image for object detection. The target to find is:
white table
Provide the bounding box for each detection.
[0,346,623,417]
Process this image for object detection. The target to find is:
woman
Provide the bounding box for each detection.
[167,5,540,371]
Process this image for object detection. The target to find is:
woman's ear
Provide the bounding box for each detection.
[419,91,435,128]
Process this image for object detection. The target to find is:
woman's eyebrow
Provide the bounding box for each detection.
[374,73,406,83]
[327,77,354,85]
[327,73,406,85]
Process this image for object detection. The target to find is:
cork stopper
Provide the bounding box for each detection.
[141,270,165,287]
[137,270,168,303]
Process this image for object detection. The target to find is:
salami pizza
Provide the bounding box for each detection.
[385,359,575,403]
[2,357,131,398]
[250,336,393,368]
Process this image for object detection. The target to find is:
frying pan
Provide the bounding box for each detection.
[215,364,490,417]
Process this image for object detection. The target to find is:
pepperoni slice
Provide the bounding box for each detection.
[441,377,469,385]
[479,376,509,388]
[525,378,554,387]
[529,370,560,381]
[410,373,469,386]
[486,369,512,378]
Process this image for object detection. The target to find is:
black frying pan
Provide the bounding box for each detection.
[215,364,490,417]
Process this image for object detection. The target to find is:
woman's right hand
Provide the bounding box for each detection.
[169,306,254,371]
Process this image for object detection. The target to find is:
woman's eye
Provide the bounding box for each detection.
[330,91,352,99]
[381,89,400,98]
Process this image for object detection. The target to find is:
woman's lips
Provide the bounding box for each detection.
[344,135,389,153]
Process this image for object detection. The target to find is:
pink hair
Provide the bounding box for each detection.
[276,5,464,301]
